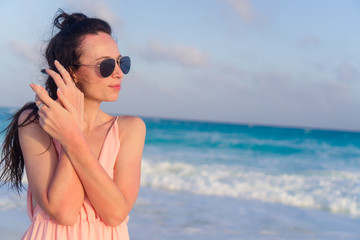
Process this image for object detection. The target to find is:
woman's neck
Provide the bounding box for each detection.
[82,99,104,134]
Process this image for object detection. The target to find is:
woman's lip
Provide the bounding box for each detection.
[109,84,121,89]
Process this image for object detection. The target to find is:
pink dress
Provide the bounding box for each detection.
[21,117,130,240]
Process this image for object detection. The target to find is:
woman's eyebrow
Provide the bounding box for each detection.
[95,56,110,61]
[95,55,121,61]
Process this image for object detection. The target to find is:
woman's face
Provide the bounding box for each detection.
[74,32,124,102]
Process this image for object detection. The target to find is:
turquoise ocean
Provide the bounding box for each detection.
[0,106,359,239]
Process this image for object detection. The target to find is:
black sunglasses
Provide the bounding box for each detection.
[75,56,131,78]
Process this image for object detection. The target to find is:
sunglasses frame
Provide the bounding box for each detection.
[74,55,131,78]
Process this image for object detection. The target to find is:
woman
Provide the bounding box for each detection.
[0,10,145,239]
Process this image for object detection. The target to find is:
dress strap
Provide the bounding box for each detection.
[52,116,119,178]
[26,190,33,220]
[26,190,39,221]
[98,116,120,179]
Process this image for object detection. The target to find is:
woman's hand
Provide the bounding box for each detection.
[31,60,84,144]
[48,60,84,129]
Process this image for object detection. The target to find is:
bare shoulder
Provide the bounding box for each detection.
[116,115,146,138]
[18,109,38,126]
[18,109,45,136]
[18,109,49,148]
[117,115,146,128]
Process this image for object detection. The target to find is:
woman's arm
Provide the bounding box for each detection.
[30,84,146,226]
[19,110,85,225]
[61,116,146,226]
[31,62,146,226]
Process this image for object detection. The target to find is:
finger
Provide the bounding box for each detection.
[38,113,46,127]
[57,91,75,112]
[36,102,45,111]
[30,84,57,109]
[38,116,44,127]
[45,68,67,91]
[35,96,55,113]
[38,108,47,118]
[35,94,43,105]
[35,95,41,106]
[38,104,49,114]
[55,92,65,108]
[54,60,74,86]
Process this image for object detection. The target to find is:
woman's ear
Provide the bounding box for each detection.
[68,67,78,84]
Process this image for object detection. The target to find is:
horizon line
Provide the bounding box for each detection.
[1,105,359,134]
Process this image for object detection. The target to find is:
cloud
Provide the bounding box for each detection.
[63,0,121,26]
[187,59,360,127]
[240,68,353,107]
[223,0,256,22]
[8,40,40,63]
[336,61,360,82]
[298,34,320,49]
[139,39,210,67]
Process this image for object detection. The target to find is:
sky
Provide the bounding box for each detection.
[0,0,360,131]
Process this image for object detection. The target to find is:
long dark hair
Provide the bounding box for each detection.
[0,9,112,192]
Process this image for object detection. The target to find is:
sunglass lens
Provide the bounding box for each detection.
[100,59,116,78]
[120,56,131,74]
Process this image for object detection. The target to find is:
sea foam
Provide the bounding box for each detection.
[141,158,360,217]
